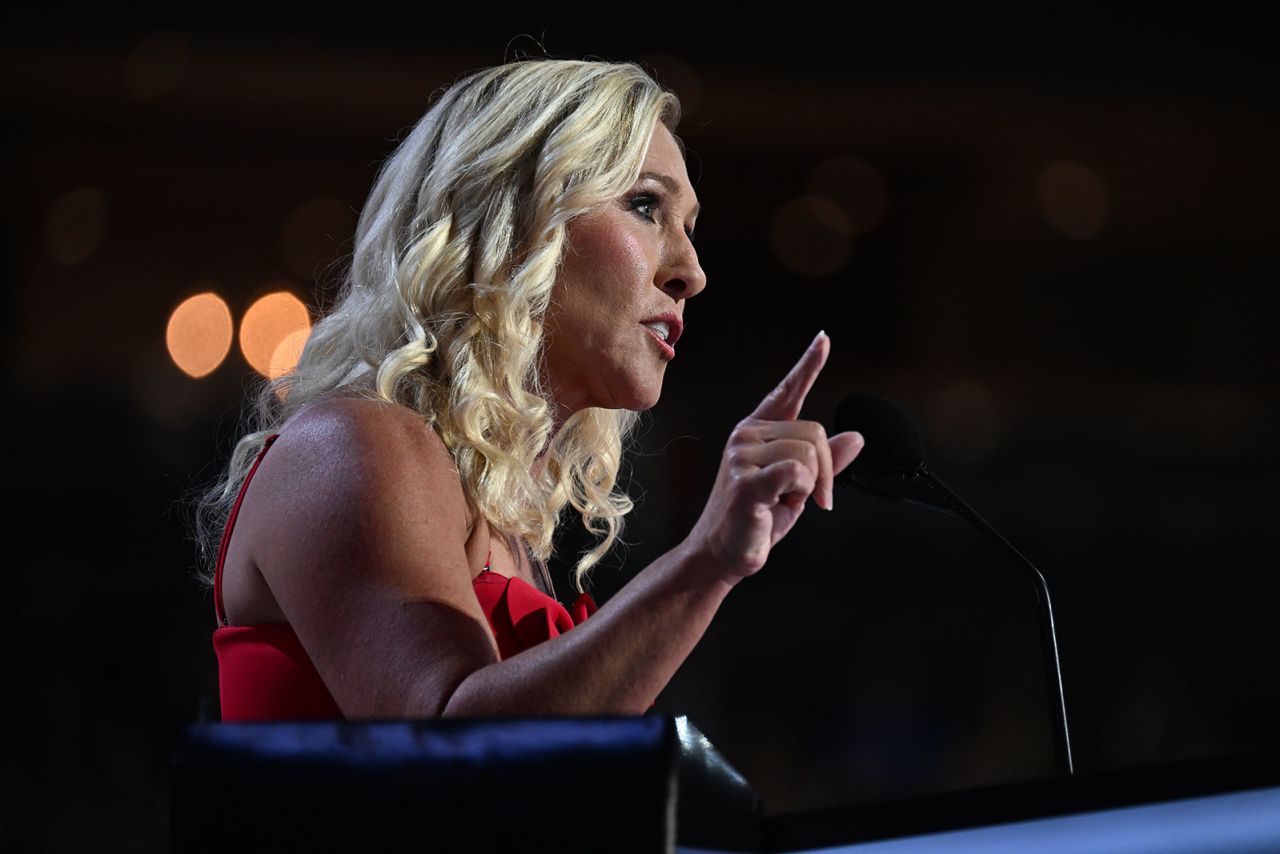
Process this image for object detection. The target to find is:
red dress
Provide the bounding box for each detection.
[212,435,596,721]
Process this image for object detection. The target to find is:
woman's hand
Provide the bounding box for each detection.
[687,331,865,584]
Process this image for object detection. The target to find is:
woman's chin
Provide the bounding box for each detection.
[555,367,666,415]
[603,380,664,413]
[628,376,666,412]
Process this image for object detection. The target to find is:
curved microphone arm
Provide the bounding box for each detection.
[914,463,1074,776]
[835,392,1074,776]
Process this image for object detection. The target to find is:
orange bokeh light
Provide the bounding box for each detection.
[268,326,311,381]
[240,290,311,379]
[166,292,233,378]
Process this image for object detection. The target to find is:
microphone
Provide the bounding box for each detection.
[835,393,1074,776]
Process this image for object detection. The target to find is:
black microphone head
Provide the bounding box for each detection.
[833,392,926,476]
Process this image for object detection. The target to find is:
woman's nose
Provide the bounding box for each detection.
[658,240,706,300]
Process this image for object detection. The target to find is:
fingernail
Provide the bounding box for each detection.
[812,330,827,346]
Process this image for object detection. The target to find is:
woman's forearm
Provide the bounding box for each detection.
[439,537,734,716]
[437,337,863,718]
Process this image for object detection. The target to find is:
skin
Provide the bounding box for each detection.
[543,122,705,422]
[219,120,865,717]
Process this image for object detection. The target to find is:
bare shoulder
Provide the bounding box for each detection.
[232,394,498,716]
[278,396,465,514]
[280,395,458,481]
[245,395,473,578]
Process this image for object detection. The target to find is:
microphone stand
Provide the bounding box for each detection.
[914,464,1075,776]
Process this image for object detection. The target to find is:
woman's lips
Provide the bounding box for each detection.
[642,324,676,359]
[640,313,683,346]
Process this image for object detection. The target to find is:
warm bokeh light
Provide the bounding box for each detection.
[268,326,311,382]
[166,292,233,378]
[807,157,889,235]
[279,198,356,281]
[770,196,853,278]
[1037,161,1109,239]
[126,30,190,99]
[46,187,106,267]
[240,290,311,378]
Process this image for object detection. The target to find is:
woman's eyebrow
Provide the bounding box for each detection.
[638,171,701,219]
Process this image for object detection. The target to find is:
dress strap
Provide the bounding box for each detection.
[477,543,552,598]
[213,434,280,627]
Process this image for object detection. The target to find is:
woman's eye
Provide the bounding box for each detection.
[628,193,659,222]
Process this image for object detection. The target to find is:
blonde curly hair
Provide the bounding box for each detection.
[196,59,681,592]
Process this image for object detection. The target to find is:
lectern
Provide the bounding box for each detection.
[171,715,759,853]
[172,716,1280,852]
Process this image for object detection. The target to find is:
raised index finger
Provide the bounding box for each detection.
[751,331,830,421]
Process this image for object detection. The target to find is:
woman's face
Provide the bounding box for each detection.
[543,121,705,419]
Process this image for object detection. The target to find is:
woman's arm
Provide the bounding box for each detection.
[442,536,732,716]
[250,332,862,718]
[240,393,500,718]
[443,331,864,715]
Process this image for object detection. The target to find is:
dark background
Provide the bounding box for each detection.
[4,7,1278,851]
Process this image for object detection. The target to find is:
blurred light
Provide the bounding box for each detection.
[807,157,889,235]
[126,30,190,99]
[166,292,233,378]
[240,289,311,378]
[640,53,703,117]
[770,196,853,278]
[268,326,311,381]
[1037,161,1109,239]
[279,198,356,281]
[46,187,106,267]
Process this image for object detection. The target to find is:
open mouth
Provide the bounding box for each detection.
[642,324,676,359]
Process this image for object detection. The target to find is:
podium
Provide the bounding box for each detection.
[171,716,1280,852]
[171,715,759,853]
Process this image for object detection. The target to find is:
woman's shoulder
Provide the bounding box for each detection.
[264,394,470,529]
[279,394,452,462]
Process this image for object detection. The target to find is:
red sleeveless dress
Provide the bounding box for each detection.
[212,435,596,721]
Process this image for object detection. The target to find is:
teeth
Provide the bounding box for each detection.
[644,321,670,342]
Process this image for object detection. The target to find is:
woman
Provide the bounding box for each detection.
[198,58,864,720]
